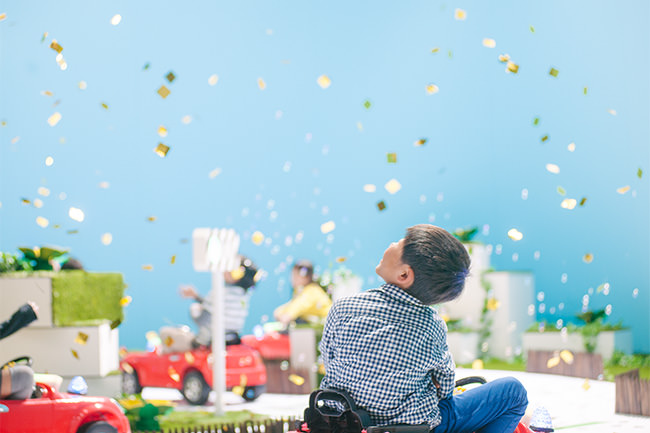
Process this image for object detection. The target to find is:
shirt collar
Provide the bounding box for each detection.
[378,283,428,307]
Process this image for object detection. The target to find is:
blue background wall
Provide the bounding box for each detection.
[1,1,648,352]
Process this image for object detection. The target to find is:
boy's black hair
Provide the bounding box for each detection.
[401,224,471,305]
[235,256,259,291]
[293,259,314,281]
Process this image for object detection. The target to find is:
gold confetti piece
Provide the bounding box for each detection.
[508,228,523,241]
[168,367,180,382]
[157,125,167,137]
[579,197,587,206]
[482,38,496,48]
[67,229,79,235]
[71,349,79,359]
[50,39,63,53]
[47,112,62,126]
[431,47,440,54]
[182,115,192,124]
[288,374,305,386]
[387,153,397,163]
[166,71,176,83]
[546,356,560,369]
[147,216,157,222]
[232,386,244,396]
[142,264,153,271]
[549,68,559,77]
[506,61,519,74]
[110,14,122,26]
[170,255,176,264]
[101,233,113,245]
[33,199,43,208]
[157,85,171,98]
[77,81,87,90]
[0,13,6,21]
[164,335,174,346]
[363,99,372,109]
[121,362,133,374]
[561,350,575,365]
[582,378,590,391]
[209,168,221,178]
[608,109,617,116]
[637,168,643,178]
[208,74,219,86]
[486,298,500,311]
[583,86,588,95]
[377,201,386,211]
[541,135,549,143]
[498,54,510,63]
[471,359,484,370]
[317,75,331,89]
[557,186,566,196]
[41,90,53,97]
[363,184,376,193]
[561,198,577,210]
[257,77,266,90]
[426,84,439,94]
[583,253,593,263]
[568,142,576,152]
[533,117,539,126]
[38,187,50,196]
[120,296,132,307]
[530,25,535,33]
[1,121,6,126]
[75,332,89,345]
[454,8,467,20]
[99,181,110,189]
[414,138,427,146]
[36,216,49,228]
[320,220,336,234]
[384,178,402,194]
[231,267,245,280]
[101,102,109,110]
[154,143,170,157]
[546,163,560,174]
[68,207,85,222]
[185,352,195,364]
[21,198,31,205]
[251,231,265,245]
[616,185,631,194]
[336,257,346,263]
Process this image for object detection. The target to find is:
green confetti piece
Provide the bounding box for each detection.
[533,117,540,126]
[143,62,150,70]
[583,86,588,95]
[549,68,559,77]
[448,50,453,58]
[529,25,535,33]
[557,186,566,196]
[387,153,397,163]
[638,168,643,178]
[579,197,587,206]
[363,99,372,110]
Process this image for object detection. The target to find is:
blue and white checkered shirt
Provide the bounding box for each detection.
[319,283,455,429]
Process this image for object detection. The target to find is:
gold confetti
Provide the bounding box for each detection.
[317,75,331,89]
[257,78,266,90]
[101,102,109,110]
[0,13,6,21]
[288,374,305,386]
[561,198,577,210]
[182,115,193,124]
[426,84,439,94]
[533,117,539,126]
[607,109,617,116]
[41,32,48,43]
[320,220,336,234]
[482,38,496,48]
[164,335,174,347]
[41,90,53,97]
[617,185,630,194]
[239,375,247,387]
[170,255,176,264]
[546,356,560,369]
[251,231,265,245]
[67,229,79,235]
[232,386,245,396]
[120,296,132,307]
[582,378,591,390]
[33,199,43,208]
[168,367,180,382]
[47,112,62,127]
[431,47,440,54]
[387,153,397,163]
[157,126,167,137]
[154,143,170,157]
[38,187,50,196]
[78,81,87,90]
[414,138,427,146]
[384,178,402,194]
[583,253,593,264]
[507,228,523,241]
[101,233,113,245]
[36,217,49,228]
[50,40,63,53]
[549,68,559,77]
[546,163,560,174]
[454,8,467,20]
[579,197,587,206]
[471,359,484,370]
[71,349,79,359]
[560,350,574,364]
[637,168,643,178]
[568,142,576,152]
[336,257,346,263]
[68,207,85,222]
[142,264,153,271]
[185,352,195,364]
[498,54,510,63]
[363,184,376,193]
[557,186,566,195]
[157,85,171,98]
[230,267,245,280]
[75,332,89,345]
[541,135,549,143]
[486,298,500,311]
[377,201,386,211]
[21,198,31,205]
[209,168,221,179]
[506,61,519,74]
[208,74,219,86]
[121,362,133,373]
[110,14,122,26]
[166,71,176,83]
[583,86,588,95]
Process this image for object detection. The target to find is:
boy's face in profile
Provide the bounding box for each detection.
[376,238,412,288]
[291,267,311,288]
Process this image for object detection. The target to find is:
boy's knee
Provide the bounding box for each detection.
[495,377,528,407]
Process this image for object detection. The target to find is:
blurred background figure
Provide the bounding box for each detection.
[274,260,332,326]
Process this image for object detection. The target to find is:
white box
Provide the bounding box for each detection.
[522,329,632,360]
[447,332,479,365]
[0,277,53,328]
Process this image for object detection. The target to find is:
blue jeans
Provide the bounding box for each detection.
[431,377,528,433]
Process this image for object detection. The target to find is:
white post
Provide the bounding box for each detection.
[211,270,226,416]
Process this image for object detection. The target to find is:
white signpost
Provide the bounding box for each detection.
[192,228,240,415]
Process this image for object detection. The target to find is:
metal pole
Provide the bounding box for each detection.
[211,269,226,415]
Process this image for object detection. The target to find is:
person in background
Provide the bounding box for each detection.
[274,260,332,326]
[0,302,38,399]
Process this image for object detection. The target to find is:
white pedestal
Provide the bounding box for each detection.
[522,329,632,360]
[0,277,53,328]
[447,332,479,364]
[289,327,317,387]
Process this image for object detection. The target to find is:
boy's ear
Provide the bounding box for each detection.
[397,264,415,289]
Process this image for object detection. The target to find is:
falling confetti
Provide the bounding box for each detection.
[154,143,170,157]
[363,99,372,109]
[164,335,174,347]
[583,86,588,95]
[546,164,560,174]
[384,179,402,194]
[209,168,221,179]
[561,198,577,210]
[157,85,170,98]
[110,14,122,25]
[0,13,6,21]
[617,186,630,194]
[363,184,376,193]
[377,201,386,211]
[471,359,484,369]
[507,228,523,241]
[317,75,331,89]
[157,126,168,137]
[47,112,62,127]
[414,138,427,146]
[579,197,587,206]
[557,186,566,196]
[583,253,593,263]
[568,142,576,152]
[482,38,496,48]
[257,78,266,90]
[168,367,180,382]
[498,54,510,63]
[546,355,560,369]
[71,349,79,360]
[387,153,397,163]
[101,102,109,110]
[288,374,305,386]
[37,187,50,196]
[533,117,539,126]
[486,298,500,311]
[78,81,87,90]
[101,233,113,245]
[607,109,617,116]
[454,8,467,20]
[50,40,63,53]
[530,25,535,33]
[69,207,85,222]
[170,255,176,265]
[120,296,132,307]
[185,352,195,364]
[336,257,346,263]
[582,378,591,391]
[251,231,265,245]
[33,199,43,208]
[232,386,245,396]
[208,74,219,86]
[637,168,643,178]
[549,68,559,77]
[506,61,519,74]
[147,216,157,222]
[75,332,89,345]
[166,71,176,83]
[560,350,574,364]
[143,62,150,70]
[426,84,439,94]
[321,221,336,234]
[36,217,49,228]
[142,264,153,271]
[541,135,549,143]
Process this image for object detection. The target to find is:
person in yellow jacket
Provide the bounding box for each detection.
[274,260,332,325]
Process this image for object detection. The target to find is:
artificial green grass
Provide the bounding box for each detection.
[159,410,271,429]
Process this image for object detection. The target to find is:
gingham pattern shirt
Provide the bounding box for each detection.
[319,283,455,429]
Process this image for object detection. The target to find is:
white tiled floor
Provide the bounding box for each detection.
[142,369,650,432]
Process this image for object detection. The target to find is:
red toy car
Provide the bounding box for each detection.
[0,359,130,433]
[120,344,266,405]
[240,332,290,360]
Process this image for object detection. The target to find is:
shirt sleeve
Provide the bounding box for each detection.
[0,303,38,340]
[429,320,456,400]
[319,302,339,370]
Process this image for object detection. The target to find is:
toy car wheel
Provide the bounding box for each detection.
[78,421,118,433]
[121,370,142,395]
[182,371,210,405]
[242,385,264,402]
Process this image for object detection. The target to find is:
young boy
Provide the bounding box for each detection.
[319,224,528,433]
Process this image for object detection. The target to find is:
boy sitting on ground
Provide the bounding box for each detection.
[319,224,528,433]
